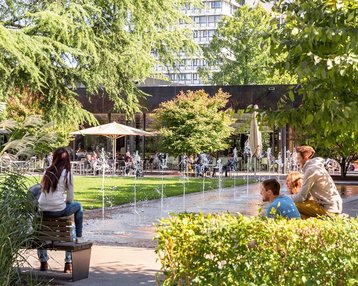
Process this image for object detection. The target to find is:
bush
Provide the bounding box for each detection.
[0,173,38,286]
[155,213,358,286]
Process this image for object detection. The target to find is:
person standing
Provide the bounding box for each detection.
[291,145,342,219]
[38,147,84,273]
[261,178,301,219]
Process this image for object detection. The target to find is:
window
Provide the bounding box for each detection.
[193,73,199,80]
[179,74,186,81]
[211,1,222,9]
[193,59,199,66]
[208,30,215,39]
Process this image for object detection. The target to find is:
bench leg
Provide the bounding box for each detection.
[71,248,92,281]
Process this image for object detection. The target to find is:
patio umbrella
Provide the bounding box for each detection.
[249,105,262,175]
[70,122,154,173]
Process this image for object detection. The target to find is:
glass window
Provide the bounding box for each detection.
[211,1,222,9]
[208,16,215,23]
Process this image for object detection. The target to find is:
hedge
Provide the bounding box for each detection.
[155,213,358,286]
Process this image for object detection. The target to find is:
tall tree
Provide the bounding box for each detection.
[201,4,293,85]
[0,0,199,126]
[154,89,235,156]
[264,0,358,177]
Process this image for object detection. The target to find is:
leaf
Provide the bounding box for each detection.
[305,114,314,125]
[291,27,299,36]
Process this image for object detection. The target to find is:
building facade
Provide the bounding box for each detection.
[155,0,243,85]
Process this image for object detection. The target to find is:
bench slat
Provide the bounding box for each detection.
[37,235,73,242]
[40,221,72,226]
[38,231,71,237]
[39,226,71,232]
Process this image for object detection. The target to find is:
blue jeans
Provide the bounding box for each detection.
[38,249,72,263]
[38,202,83,263]
[42,201,83,237]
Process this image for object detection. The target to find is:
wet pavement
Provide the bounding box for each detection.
[83,181,263,247]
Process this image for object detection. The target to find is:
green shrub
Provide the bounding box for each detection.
[0,173,38,286]
[155,213,358,286]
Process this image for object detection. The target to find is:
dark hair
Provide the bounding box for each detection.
[262,179,280,196]
[42,147,71,193]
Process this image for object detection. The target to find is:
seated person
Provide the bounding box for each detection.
[124,151,133,175]
[38,147,84,273]
[285,171,303,195]
[291,146,342,219]
[261,178,300,219]
[28,184,72,272]
[223,156,237,177]
[195,154,208,177]
[212,158,223,177]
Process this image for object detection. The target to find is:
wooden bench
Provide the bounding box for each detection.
[31,217,93,281]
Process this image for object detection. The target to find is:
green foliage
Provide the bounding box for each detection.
[264,0,358,176]
[0,0,199,123]
[201,4,294,85]
[0,115,68,159]
[156,213,358,285]
[153,89,236,156]
[0,173,38,285]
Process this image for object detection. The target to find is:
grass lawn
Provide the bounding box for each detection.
[26,175,255,210]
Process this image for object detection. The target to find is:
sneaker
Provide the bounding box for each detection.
[76,237,85,243]
[64,262,72,273]
[40,261,48,271]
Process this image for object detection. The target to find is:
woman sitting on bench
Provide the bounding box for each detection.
[38,147,84,273]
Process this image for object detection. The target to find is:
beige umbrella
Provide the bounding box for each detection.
[249,105,262,174]
[71,122,154,173]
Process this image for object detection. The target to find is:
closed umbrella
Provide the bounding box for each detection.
[249,105,262,175]
[71,122,154,173]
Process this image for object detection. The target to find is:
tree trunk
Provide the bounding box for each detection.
[339,157,348,178]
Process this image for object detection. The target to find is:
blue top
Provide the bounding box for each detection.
[266,195,301,219]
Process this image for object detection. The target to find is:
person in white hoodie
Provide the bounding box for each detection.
[291,145,342,218]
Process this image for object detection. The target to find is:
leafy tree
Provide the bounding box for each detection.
[0,0,199,126]
[200,4,294,85]
[153,89,235,156]
[264,0,358,177]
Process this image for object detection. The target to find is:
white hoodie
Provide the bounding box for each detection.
[292,157,342,213]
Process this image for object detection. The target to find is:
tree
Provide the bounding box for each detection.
[200,4,294,85]
[153,89,235,156]
[0,0,199,126]
[264,0,358,177]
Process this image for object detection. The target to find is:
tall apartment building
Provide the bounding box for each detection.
[154,0,243,85]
